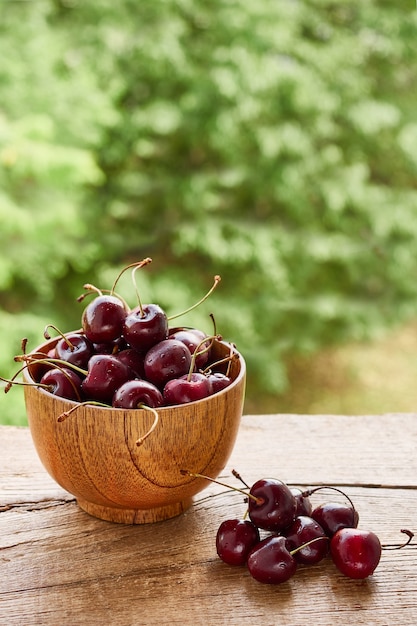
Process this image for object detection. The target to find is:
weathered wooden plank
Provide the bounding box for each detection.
[0,426,71,507]
[0,488,416,626]
[1,413,416,506]
[1,415,416,626]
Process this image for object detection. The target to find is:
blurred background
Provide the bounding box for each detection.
[1,0,417,425]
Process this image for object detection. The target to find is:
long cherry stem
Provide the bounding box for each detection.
[289,536,329,557]
[135,405,159,446]
[111,258,153,315]
[131,264,147,317]
[382,529,414,550]
[202,348,239,376]
[2,357,88,394]
[179,470,262,504]
[1,360,83,401]
[301,485,357,514]
[57,400,111,422]
[57,401,160,447]
[168,275,221,321]
[186,334,219,381]
[43,324,75,349]
[80,283,103,298]
[232,469,250,489]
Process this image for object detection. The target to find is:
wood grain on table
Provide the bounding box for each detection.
[1,413,416,626]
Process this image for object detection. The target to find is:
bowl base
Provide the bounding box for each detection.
[76,497,193,524]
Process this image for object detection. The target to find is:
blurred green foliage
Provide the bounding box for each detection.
[1,0,417,424]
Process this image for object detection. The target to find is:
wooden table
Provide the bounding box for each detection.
[1,413,416,625]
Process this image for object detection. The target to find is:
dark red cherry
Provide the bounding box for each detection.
[144,339,192,389]
[163,372,212,405]
[40,367,83,401]
[311,502,359,538]
[82,295,127,343]
[169,328,211,369]
[330,528,381,579]
[113,379,164,409]
[114,348,145,378]
[284,516,329,565]
[247,535,297,584]
[290,487,313,517]
[207,371,232,394]
[123,303,168,353]
[54,332,94,370]
[81,354,133,403]
[248,478,297,532]
[216,519,260,566]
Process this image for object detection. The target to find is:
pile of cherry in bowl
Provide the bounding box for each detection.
[8,259,236,410]
[211,472,413,584]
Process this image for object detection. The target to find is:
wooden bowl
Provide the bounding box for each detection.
[22,336,246,524]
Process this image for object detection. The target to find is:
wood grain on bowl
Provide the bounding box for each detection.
[23,337,246,524]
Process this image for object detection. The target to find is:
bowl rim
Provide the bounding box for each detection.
[22,330,246,412]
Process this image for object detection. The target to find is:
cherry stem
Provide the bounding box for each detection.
[48,363,83,402]
[14,350,49,363]
[1,359,45,391]
[209,312,217,334]
[1,360,83,402]
[202,348,239,376]
[289,536,329,557]
[186,334,219,381]
[224,344,238,377]
[111,257,152,294]
[179,470,262,504]
[131,264,146,317]
[3,357,88,393]
[168,275,221,321]
[109,257,153,314]
[43,324,75,350]
[135,405,159,446]
[302,485,357,515]
[80,283,103,298]
[232,469,250,489]
[21,337,28,354]
[58,401,160,446]
[57,400,111,422]
[77,287,130,311]
[0,375,50,394]
[30,357,87,378]
[382,529,415,550]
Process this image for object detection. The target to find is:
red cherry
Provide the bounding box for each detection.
[123,303,168,353]
[248,478,297,532]
[330,528,381,579]
[247,535,297,584]
[207,371,232,394]
[144,339,192,389]
[290,487,313,517]
[114,348,145,378]
[311,502,359,537]
[40,367,83,401]
[163,372,212,405]
[81,354,133,403]
[216,519,260,566]
[169,328,211,369]
[112,379,164,409]
[54,332,94,370]
[284,516,329,565]
[82,295,127,343]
